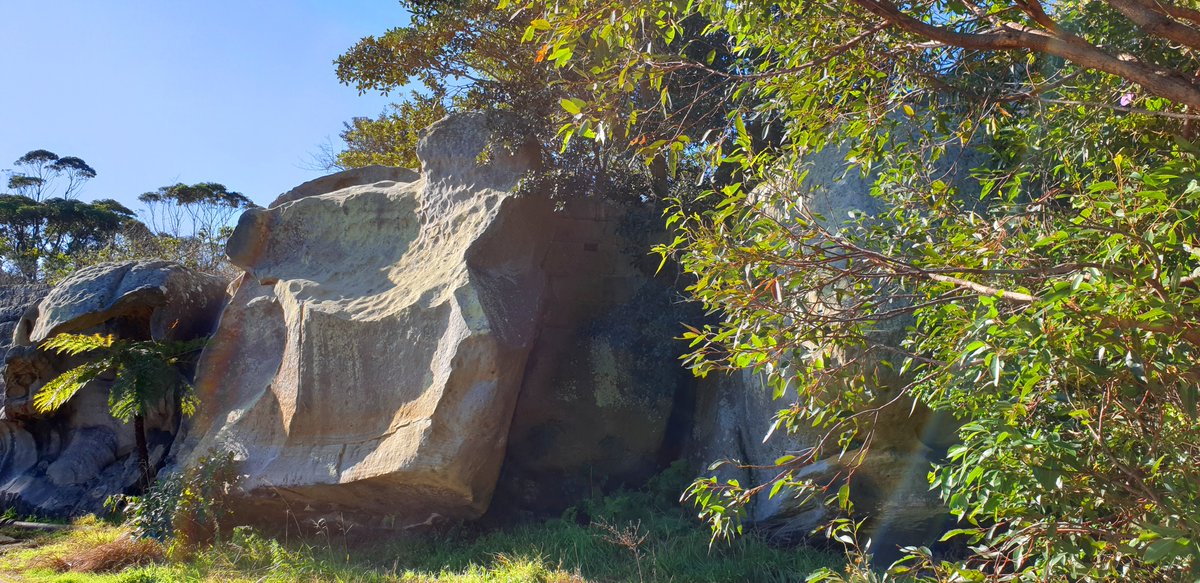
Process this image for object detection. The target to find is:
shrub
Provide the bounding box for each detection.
[122,447,242,550]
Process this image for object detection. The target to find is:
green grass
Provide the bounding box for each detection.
[0,471,842,583]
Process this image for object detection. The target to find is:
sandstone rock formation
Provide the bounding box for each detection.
[0,113,955,556]
[0,262,227,516]
[689,371,954,555]
[183,113,554,523]
[181,113,704,525]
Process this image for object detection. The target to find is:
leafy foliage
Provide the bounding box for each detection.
[335,96,449,170]
[118,447,242,550]
[0,151,254,282]
[136,182,255,277]
[137,182,253,241]
[36,334,205,423]
[334,0,745,204]
[475,0,1200,579]
[0,194,137,281]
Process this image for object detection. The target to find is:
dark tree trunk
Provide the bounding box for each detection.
[134,414,154,490]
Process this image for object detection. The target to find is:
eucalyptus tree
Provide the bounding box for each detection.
[504,0,1200,578]
[137,182,255,274]
[0,194,136,281]
[340,0,1200,575]
[6,150,97,201]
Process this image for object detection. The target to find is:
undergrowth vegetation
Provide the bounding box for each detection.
[0,471,841,583]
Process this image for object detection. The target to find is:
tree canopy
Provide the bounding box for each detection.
[5,150,97,201]
[0,151,253,282]
[134,182,256,277]
[340,0,1200,578]
[0,194,137,281]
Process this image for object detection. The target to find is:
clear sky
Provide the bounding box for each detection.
[0,1,407,210]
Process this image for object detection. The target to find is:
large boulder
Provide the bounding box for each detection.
[183,113,555,523]
[181,113,703,525]
[0,285,49,395]
[0,262,227,516]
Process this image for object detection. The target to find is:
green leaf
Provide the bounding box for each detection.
[560,98,585,115]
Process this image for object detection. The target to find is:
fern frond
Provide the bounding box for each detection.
[33,362,108,413]
[108,364,138,422]
[109,392,138,423]
[41,333,115,357]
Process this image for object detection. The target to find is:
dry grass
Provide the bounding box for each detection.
[22,553,68,573]
[0,517,165,578]
[63,536,164,573]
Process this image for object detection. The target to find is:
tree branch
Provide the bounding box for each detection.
[851,0,1200,108]
[1013,0,1062,33]
[1038,97,1200,120]
[1106,0,1200,51]
[1158,0,1200,28]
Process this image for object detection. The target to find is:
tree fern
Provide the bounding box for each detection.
[35,334,205,419]
[34,332,208,488]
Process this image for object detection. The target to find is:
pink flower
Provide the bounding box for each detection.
[1119,93,1135,107]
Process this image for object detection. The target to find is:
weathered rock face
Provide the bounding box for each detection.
[181,113,704,525]
[0,262,227,516]
[0,286,49,356]
[183,113,555,523]
[269,165,419,207]
[689,371,953,553]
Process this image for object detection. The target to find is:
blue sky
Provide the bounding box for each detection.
[0,1,408,210]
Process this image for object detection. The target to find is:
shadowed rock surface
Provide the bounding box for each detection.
[685,140,969,560]
[0,262,227,516]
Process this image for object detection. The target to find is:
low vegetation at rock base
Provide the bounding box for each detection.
[0,480,842,583]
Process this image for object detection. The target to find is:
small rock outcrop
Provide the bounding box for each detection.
[0,262,227,516]
[689,370,954,553]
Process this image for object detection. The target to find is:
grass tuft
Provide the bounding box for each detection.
[65,538,164,573]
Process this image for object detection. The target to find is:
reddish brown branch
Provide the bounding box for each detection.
[1159,0,1200,27]
[1107,0,1200,51]
[851,0,1200,108]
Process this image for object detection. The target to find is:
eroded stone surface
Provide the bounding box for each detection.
[0,262,227,516]
[183,113,554,523]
